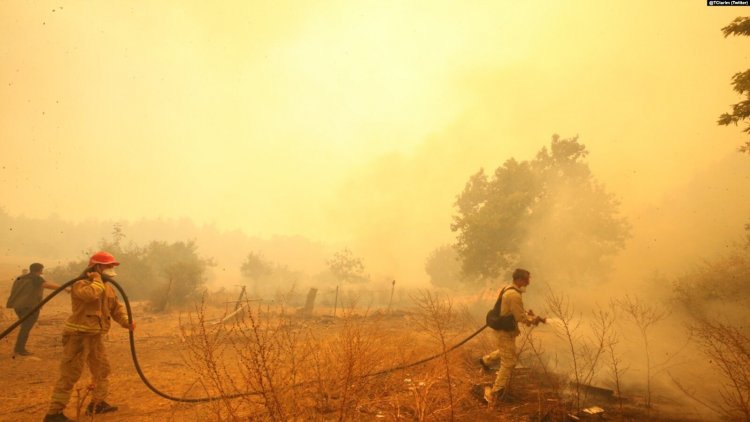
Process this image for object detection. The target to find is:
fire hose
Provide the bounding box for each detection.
[0,275,489,403]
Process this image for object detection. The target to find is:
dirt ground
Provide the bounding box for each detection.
[0,261,713,422]
[0,306,708,422]
[0,304,508,421]
[0,298,219,422]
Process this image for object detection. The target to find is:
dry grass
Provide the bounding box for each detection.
[0,280,730,422]
[175,289,490,421]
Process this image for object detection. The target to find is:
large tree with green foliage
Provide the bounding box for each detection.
[451,135,629,283]
[718,17,750,153]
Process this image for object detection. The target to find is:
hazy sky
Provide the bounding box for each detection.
[2,2,749,280]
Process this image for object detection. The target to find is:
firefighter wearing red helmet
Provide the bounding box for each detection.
[88,251,120,268]
[44,252,135,422]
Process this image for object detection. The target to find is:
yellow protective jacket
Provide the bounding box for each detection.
[63,276,130,334]
[499,283,536,337]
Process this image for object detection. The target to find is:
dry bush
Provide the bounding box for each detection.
[605,326,628,414]
[184,297,336,419]
[178,289,495,421]
[411,291,460,420]
[687,318,750,421]
[525,330,562,393]
[231,302,302,420]
[545,288,616,413]
[579,305,616,403]
[615,294,668,414]
[180,296,243,420]
[180,294,414,420]
[673,252,750,313]
[544,288,582,411]
[408,290,486,421]
[306,306,394,421]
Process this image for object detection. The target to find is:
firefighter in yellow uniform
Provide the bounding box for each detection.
[44,252,135,422]
[480,268,544,404]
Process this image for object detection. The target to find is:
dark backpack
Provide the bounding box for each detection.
[485,286,519,331]
[6,274,43,309]
[6,276,23,309]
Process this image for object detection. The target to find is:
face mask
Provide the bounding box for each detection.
[102,268,117,278]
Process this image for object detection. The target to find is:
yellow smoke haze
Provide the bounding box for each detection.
[1,1,749,284]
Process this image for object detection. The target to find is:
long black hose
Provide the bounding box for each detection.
[367,324,487,377]
[1,276,488,403]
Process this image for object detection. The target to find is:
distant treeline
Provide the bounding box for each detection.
[0,209,329,276]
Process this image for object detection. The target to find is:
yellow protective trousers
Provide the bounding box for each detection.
[482,330,518,393]
[47,333,111,414]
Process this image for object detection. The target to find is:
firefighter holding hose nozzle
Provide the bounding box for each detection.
[480,268,545,405]
[44,252,136,422]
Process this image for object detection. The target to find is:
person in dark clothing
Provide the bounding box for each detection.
[6,263,65,356]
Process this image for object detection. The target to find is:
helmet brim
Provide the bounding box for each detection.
[90,261,120,267]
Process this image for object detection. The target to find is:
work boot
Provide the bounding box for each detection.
[43,413,74,422]
[86,400,119,415]
[15,350,33,356]
[478,357,493,374]
[483,386,497,404]
[483,386,510,406]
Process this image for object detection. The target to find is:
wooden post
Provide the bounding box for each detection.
[235,286,247,312]
[332,285,339,318]
[387,280,396,314]
[160,277,173,312]
[303,288,318,317]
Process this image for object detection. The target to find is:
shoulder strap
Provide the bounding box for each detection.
[492,286,520,314]
[492,286,518,312]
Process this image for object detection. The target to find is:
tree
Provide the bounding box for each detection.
[240,251,273,297]
[451,159,538,280]
[111,223,126,247]
[718,17,750,153]
[451,135,629,283]
[326,248,369,284]
[240,252,274,281]
[424,244,464,289]
[240,252,301,297]
[47,239,154,301]
[145,240,213,308]
[48,238,212,308]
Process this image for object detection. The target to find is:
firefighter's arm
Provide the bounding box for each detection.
[508,293,536,326]
[42,278,70,293]
[526,309,546,326]
[42,280,60,289]
[110,295,134,330]
[71,274,106,303]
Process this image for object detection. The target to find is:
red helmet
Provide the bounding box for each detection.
[88,251,120,267]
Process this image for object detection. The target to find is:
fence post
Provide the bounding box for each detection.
[387,280,396,314]
[303,287,318,317]
[332,285,339,318]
